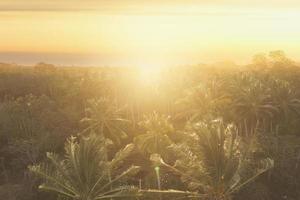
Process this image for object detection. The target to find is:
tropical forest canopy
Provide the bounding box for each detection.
[0,51,299,200]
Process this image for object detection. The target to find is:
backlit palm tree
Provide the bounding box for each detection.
[151,120,274,200]
[29,134,140,200]
[81,97,130,144]
[229,75,277,135]
[134,112,174,155]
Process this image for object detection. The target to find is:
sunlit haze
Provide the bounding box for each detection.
[1,0,300,66]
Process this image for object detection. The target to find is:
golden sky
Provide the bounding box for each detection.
[1,0,300,66]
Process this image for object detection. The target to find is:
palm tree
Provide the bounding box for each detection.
[29,134,140,200]
[81,97,130,145]
[134,111,174,155]
[176,78,230,122]
[133,112,174,193]
[81,97,131,193]
[151,120,274,200]
[272,80,300,124]
[229,74,278,136]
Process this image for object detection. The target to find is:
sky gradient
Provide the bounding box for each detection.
[1,0,300,66]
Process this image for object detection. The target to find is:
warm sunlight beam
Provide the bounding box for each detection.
[138,65,163,87]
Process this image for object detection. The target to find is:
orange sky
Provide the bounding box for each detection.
[0,0,300,66]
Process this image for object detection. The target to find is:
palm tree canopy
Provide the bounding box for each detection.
[134,112,174,155]
[29,134,140,200]
[151,120,274,200]
[81,98,130,144]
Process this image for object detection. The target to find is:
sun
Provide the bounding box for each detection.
[138,64,163,87]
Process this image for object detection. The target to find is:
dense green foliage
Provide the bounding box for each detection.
[0,51,300,200]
